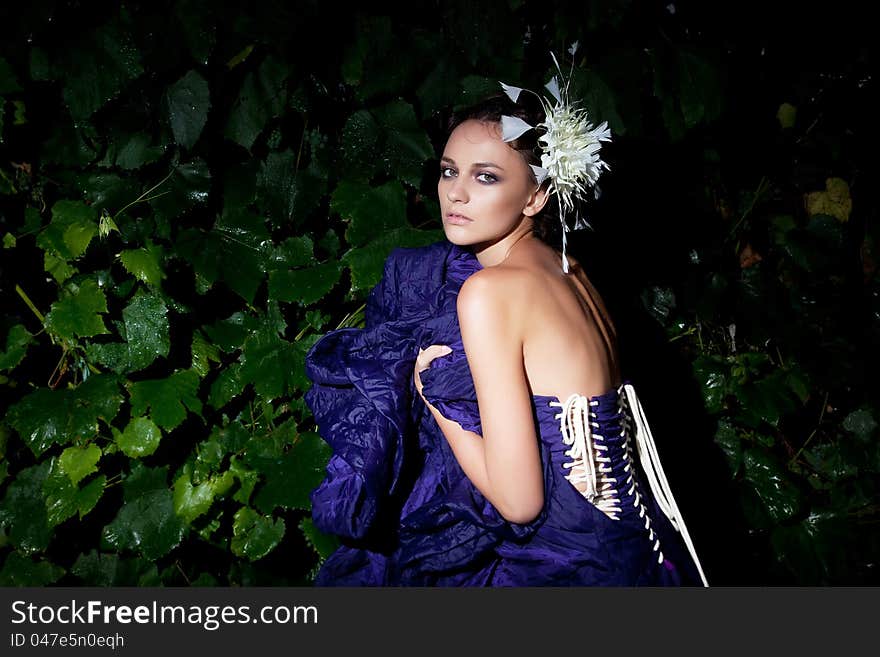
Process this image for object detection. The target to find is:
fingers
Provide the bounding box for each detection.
[416,345,453,370]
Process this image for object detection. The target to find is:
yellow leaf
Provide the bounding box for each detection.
[776,102,796,129]
[805,177,852,223]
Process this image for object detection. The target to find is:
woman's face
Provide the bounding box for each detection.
[438,119,544,248]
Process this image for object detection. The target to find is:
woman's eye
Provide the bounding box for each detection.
[440,167,456,178]
[477,173,497,183]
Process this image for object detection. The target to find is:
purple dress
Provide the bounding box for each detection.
[304,240,705,586]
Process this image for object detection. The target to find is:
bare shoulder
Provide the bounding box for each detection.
[457,266,538,339]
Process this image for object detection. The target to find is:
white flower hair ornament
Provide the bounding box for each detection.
[499,45,612,273]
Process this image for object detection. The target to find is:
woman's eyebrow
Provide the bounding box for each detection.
[440,156,505,171]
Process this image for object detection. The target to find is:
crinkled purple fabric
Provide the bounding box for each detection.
[304,239,699,586]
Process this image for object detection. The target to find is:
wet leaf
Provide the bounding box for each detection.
[270,235,315,270]
[252,431,331,513]
[120,240,166,286]
[173,470,233,524]
[268,260,342,305]
[640,286,676,324]
[691,355,728,414]
[0,552,64,586]
[116,416,162,458]
[7,374,122,457]
[102,485,185,560]
[44,279,109,341]
[256,150,327,229]
[225,55,289,150]
[239,327,305,399]
[299,517,340,560]
[58,444,102,485]
[843,408,877,442]
[332,179,407,248]
[37,200,98,259]
[86,292,169,374]
[58,17,144,119]
[128,369,202,431]
[208,362,243,409]
[165,70,210,150]
[44,458,106,526]
[0,462,52,553]
[175,207,271,304]
[230,507,285,561]
[191,330,221,377]
[371,100,434,188]
[743,447,804,523]
[342,226,443,293]
[0,324,34,371]
[113,133,164,170]
[150,158,211,221]
[713,420,742,477]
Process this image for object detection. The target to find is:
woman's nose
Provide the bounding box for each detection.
[446,177,468,203]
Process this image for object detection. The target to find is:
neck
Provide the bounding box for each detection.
[471,219,535,268]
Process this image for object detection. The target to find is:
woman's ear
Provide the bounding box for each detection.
[523,182,551,217]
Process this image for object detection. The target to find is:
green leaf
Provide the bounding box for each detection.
[44,251,76,284]
[128,369,202,431]
[641,286,676,324]
[225,55,289,150]
[113,133,164,170]
[252,432,332,513]
[203,311,261,352]
[371,100,434,188]
[270,236,315,270]
[743,447,804,523]
[239,328,305,400]
[3,232,16,248]
[677,48,723,129]
[342,227,443,293]
[208,362,243,409]
[0,462,52,553]
[44,458,106,527]
[0,552,65,586]
[122,462,168,502]
[229,456,259,505]
[71,550,159,586]
[298,517,340,561]
[691,355,728,415]
[7,374,122,457]
[256,150,327,229]
[0,57,22,94]
[37,200,99,259]
[58,444,102,485]
[331,179,407,248]
[102,486,185,560]
[150,158,212,221]
[44,279,109,341]
[230,507,285,561]
[339,109,381,180]
[843,408,877,442]
[173,470,233,524]
[191,330,221,377]
[86,292,169,374]
[713,421,742,477]
[59,17,144,120]
[175,207,271,304]
[116,416,162,458]
[0,324,34,371]
[268,260,342,305]
[120,240,166,286]
[165,70,211,150]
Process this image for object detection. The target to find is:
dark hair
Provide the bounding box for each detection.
[445,93,562,248]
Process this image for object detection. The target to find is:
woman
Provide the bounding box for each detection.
[305,62,707,586]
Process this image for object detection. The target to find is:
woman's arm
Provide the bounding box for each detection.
[416,269,544,524]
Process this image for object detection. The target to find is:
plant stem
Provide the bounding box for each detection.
[15,284,45,323]
[789,390,830,466]
[113,169,175,220]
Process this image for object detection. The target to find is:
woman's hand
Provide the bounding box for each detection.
[414,344,452,398]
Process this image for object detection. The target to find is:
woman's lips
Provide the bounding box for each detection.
[446,213,472,225]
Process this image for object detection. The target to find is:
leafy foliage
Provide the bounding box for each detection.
[0,1,875,587]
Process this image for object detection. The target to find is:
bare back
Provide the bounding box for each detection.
[500,237,622,402]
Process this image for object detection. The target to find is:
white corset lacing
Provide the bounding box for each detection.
[549,383,709,587]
